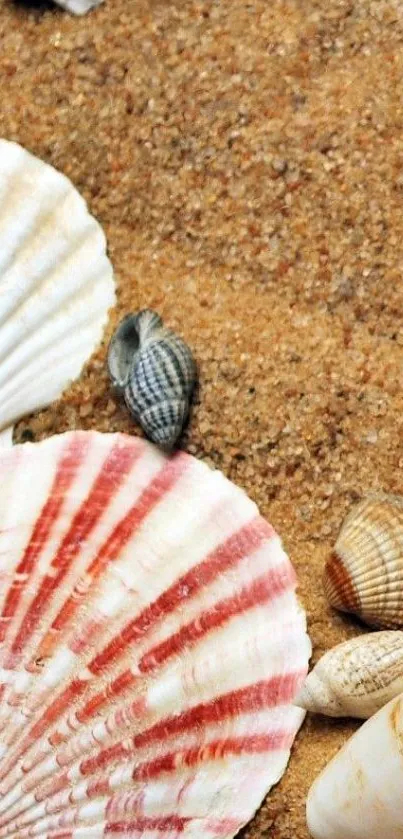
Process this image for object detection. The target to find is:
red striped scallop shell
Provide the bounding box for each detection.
[0,431,310,839]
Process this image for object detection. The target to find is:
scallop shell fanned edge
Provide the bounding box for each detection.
[0,139,115,444]
[0,430,311,839]
[324,495,403,628]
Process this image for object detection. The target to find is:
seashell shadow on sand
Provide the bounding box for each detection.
[9,0,102,13]
[9,0,53,11]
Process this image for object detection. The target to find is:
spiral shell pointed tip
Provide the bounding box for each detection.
[293,683,312,711]
[294,672,343,717]
[147,427,181,451]
[139,399,189,449]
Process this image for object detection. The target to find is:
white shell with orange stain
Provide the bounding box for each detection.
[0,140,115,444]
[295,631,403,719]
[307,692,403,839]
[0,430,310,839]
[323,494,403,629]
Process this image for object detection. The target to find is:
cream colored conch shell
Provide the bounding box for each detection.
[0,430,311,839]
[307,691,403,839]
[295,631,403,719]
[323,494,403,628]
[0,139,115,446]
[54,0,103,14]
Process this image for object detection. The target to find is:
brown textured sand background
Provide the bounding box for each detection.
[1,0,403,835]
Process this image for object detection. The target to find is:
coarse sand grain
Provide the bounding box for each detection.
[1,0,403,835]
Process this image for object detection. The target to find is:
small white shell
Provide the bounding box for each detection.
[324,494,403,628]
[307,691,403,839]
[295,631,403,719]
[0,140,115,442]
[53,0,103,14]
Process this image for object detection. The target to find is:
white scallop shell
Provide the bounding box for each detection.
[295,631,403,719]
[0,430,310,839]
[0,140,115,445]
[307,691,403,839]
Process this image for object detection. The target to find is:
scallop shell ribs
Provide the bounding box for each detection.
[0,431,310,839]
[0,139,115,445]
[324,494,403,628]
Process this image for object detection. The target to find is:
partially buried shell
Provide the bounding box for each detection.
[53,0,103,14]
[0,139,115,446]
[0,430,310,839]
[307,691,403,839]
[108,310,196,449]
[323,494,403,628]
[295,631,403,719]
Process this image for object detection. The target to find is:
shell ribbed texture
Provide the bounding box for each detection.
[0,139,115,440]
[108,311,196,448]
[323,495,403,628]
[0,431,310,839]
[295,631,403,719]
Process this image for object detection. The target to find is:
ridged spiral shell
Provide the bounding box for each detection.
[323,494,403,628]
[295,631,403,719]
[108,310,196,449]
[0,430,310,839]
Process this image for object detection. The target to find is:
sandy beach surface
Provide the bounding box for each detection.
[1,0,403,835]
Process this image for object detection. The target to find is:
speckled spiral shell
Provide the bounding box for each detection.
[323,495,403,629]
[0,139,115,446]
[0,430,310,839]
[295,631,403,719]
[108,310,196,449]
